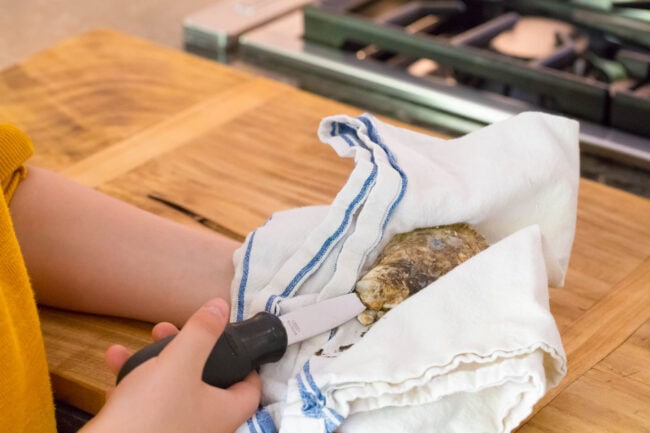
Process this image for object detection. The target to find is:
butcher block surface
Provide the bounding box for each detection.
[1,30,649,431]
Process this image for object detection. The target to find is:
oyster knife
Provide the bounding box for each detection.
[117,293,366,388]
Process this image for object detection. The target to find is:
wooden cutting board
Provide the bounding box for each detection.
[1,30,649,431]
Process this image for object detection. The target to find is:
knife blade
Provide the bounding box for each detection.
[116,293,366,388]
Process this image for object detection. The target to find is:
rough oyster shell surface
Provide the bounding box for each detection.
[355,223,488,325]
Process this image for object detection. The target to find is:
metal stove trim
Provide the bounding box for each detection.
[240,11,650,169]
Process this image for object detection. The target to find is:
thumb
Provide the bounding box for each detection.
[163,298,230,374]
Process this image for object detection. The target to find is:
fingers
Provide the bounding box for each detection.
[152,322,179,341]
[105,344,131,376]
[163,298,229,372]
[227,371,262,412]
[205,371,262,429]
[106,324,177,381]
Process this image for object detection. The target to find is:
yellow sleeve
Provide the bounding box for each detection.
[0,124,34,202]
[0,124,56,431]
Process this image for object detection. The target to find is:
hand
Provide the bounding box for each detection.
[81,298,262,433]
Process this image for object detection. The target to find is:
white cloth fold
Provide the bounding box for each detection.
[231,112,579,433]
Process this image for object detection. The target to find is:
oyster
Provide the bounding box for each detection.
[355,223,488,325]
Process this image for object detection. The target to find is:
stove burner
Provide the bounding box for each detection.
[490,17,575,60]
[234,0,650,171]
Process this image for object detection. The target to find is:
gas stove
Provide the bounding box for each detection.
[185,0,650,193]
[312,0,650,134]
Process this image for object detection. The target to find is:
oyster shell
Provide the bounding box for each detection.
[355,223,488,325]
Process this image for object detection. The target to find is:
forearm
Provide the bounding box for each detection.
[9,166,240,326]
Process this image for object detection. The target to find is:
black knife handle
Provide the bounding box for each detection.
[116,312,288,388]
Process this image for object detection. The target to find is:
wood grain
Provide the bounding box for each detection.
[0,30,250,171]
[1,30,649,430]
[63,77,288,187]
[98,89,363,236]
[550,180,650,330]
[597,319,650,387]
[521,318,650,432]
[39,307,152,414]
[521,258,650,427]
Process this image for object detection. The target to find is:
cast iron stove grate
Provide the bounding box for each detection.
[304,0,650,138]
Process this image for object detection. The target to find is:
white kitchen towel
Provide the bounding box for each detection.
[231,112,579,433]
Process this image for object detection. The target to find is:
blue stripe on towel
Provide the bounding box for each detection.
[256,408,276,433]
[298,372,325,417]
[323,407,345,433]
[337,123,358,148]
[298,361,344,433]
[303,361,343,422]
[358,115,408,229]
[246,418,259,433]
[303,361,321,396]
[264,294,280,314]
[276,128,376,300]
[236,230,257,322]
[328,409,344,423]
[324,417,340,433]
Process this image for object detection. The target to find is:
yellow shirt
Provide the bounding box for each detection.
[0,125,56,432]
